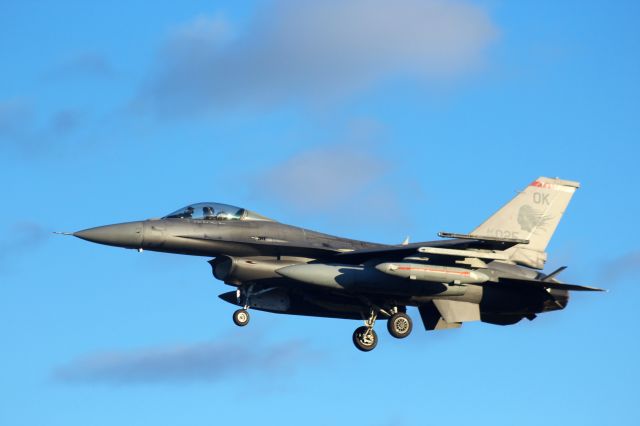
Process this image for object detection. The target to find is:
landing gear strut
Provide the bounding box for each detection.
[352,309,378,352]
[352,307,414,350]
[232,285,252,327]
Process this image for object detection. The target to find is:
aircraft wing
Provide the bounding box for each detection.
[332,236,519,264]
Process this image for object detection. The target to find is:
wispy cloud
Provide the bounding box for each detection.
[53,333,323,385]
[138,0,497,117]
[0,98,33,141]
[47,52,115,80]
[598,251,640,284]
[0,98,84,158]
[0,222,49,269]
[246,118,420,229]
[254,124,389,211]
[247,118,425,235]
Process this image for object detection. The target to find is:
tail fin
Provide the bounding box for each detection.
[471,177,580,269]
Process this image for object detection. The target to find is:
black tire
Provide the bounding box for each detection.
[233,309,250,327]
[387,312,413,339]
[352,326,378,352]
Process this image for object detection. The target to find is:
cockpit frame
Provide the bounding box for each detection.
[163,202,273,222]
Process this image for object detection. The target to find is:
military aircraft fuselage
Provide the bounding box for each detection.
[67,180,602,352]
[72,214,564,319]
[74,218,380,258]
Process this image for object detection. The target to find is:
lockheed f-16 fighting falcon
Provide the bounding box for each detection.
[62,177,603,351]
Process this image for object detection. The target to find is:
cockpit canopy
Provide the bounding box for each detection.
[163,202,273,222]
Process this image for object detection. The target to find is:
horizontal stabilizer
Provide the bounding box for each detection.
[542,266,567,281]
[497,277,605,292]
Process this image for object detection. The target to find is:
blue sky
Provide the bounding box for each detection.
[1,1,639,425]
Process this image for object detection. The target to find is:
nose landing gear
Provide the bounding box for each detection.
[232,285,252,327]
[233,308,250,326]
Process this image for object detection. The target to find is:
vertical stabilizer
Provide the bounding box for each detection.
[471,177,579,268]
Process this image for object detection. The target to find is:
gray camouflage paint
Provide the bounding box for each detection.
[70,177,601,338]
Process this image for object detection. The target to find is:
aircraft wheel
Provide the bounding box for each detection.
[352,326,378,352]
[387,312,412,339]
[233,309,250,327]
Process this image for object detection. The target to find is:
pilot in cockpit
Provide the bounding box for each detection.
[203,206,215,220]
[183,206,195,218]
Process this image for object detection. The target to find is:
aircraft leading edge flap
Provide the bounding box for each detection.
[433,300,481,323]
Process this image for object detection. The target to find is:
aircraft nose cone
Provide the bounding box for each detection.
[74,222,143,249]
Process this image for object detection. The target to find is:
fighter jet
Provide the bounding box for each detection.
[64,177,603,351]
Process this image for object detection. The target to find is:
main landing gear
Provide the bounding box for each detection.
[387,312,413,339]
[353,326,378,351]
[353,309,379,352]
[352,308,413,352]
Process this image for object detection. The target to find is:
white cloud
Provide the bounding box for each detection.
[258,144,387,209]
[140,0,498,116]
[251,119,390,212]
[599,251,640,284]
